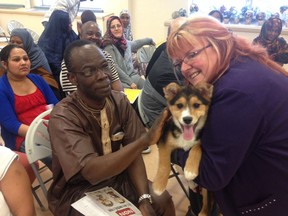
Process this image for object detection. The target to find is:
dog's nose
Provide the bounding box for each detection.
[183,116,192,124]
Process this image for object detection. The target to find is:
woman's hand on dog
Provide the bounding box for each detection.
[142,108,171,146]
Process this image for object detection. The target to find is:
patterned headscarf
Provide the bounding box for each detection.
[119,9,133,41]
[10,28,52,74]
[102,16,127,56]
[253,17,288,65]
[260,17,282,42]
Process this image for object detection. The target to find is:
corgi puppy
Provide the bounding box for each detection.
[153,82,213,216]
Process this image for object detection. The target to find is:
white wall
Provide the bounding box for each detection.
[0,0,188,44]
[129,0,188,44]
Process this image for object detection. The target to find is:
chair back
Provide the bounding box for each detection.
[26,28,40,44]
[136,45,156,76]
[0,26,9,43]
[136,45,156,64]
[7,20,24,35]
[25,109,52,164]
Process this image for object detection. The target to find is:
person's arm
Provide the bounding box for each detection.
[49,99,169,185]
[0,91,22,138]
[131,38,154,52]
[1,159,36,216]
[61,60,78,93]
[103,51,123,91]
[17,124,29,137]
[104,45,134,86]
[273,38,288,64]
[0,135,5,146]
[127,154,156,216]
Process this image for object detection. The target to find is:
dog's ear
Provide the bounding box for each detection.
[163,82,181,100]
[195,82,214,100]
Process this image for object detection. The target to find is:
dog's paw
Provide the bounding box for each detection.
[153,189,165,196]
[187,180,198,191]
[152,184,165,196]
[184,170,198,181]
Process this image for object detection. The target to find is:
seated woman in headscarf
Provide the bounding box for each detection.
[253,17,288,66]
[119,9,133,41]
[9,28,61,99]
[103,16,154,89]
[38,10,78,84]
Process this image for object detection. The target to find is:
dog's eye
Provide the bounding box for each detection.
[193,103,200,108]
[176,103,183,109]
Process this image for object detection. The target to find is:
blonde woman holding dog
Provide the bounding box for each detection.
[160,15,288,216]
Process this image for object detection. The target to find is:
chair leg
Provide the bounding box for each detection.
[32,187,46,211]
[31,163,48,198]
[170,163,189,199]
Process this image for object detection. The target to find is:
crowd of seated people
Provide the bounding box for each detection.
[0,9,159,214]
[3,6,288,216]
[8,28,61,99]
[61,21,123,94]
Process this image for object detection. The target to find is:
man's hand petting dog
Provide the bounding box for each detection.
[141,108,171,146]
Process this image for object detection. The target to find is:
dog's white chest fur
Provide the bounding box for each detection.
[167,132,197,152]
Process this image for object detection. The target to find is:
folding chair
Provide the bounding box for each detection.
[0,26,9,43]
[7,20,24,35]
[136,45,156,76]
[26,28,40,44]
[25,109,53,211]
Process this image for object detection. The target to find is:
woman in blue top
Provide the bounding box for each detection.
[152,16,288,216]
[0,44,58,152]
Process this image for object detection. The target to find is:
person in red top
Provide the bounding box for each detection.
[0,44,58,168]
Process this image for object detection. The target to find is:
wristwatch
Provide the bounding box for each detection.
[138,193,152,204]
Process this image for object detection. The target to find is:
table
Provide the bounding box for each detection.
[123,88,141,104]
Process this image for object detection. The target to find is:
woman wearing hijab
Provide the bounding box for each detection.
[253,17,288,66]
[38,10,78,84]
[103,16,154,89]
[11,29,51,73]
[9,28,61,99]
[119,9,133,41]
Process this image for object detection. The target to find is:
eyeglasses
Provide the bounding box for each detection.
[73,65,111,78]
[173,44,212,71]
[110,24,122,30]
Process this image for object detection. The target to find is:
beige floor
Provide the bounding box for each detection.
[34,144,190,216]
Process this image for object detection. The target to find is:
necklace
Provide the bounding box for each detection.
[77,96,113,128]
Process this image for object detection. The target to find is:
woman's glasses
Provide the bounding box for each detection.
[110,24,122,30]
[173,44,212,72]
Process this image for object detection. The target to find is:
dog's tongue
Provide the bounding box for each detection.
[183,125,194,141]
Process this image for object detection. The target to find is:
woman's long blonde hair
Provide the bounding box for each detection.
[167,16,287,79]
